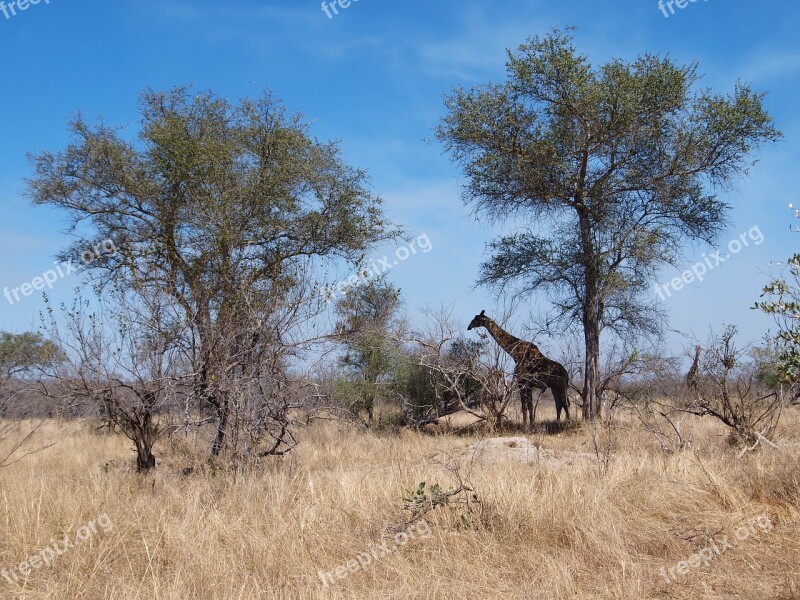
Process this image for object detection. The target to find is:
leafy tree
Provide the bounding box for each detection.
[437,28,781,419]
[334,276,401,423]
[751,337,784,391]
[0,332,61,466]
[393,354,438,424]
[0,331,61,381]
[27,87,396,454]
[0,331,62,416]
[754,208,800,389]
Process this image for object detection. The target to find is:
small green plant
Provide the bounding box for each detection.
[402,477,481,529]
[403,481,448,517]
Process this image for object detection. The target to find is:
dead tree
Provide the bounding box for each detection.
[40,288,185,471]
[683,325,782,450]
[403,308,515,430]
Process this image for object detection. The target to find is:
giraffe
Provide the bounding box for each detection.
[686,345,702,395]
[467,310,570,427]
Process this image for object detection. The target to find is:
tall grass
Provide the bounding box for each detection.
[1,406,799,599]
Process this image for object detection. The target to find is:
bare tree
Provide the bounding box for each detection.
[40,287,187,471]
[619,352,694,457]
[211,275,331,463]
[684,325,782,450]
[404,307,515,431]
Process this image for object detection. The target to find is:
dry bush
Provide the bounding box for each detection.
[686,325,783,451]
[405,307,517,431]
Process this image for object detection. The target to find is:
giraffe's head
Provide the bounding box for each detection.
[467,310,489,331]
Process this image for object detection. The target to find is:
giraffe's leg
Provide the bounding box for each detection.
[513,373,525,430]
[531,387,545,425]
[525,385,534,431]
[555,393,563,421]
[553,380,570,421]
[520,387,528,430]
[526,387,536,430]
[520,386,532,431]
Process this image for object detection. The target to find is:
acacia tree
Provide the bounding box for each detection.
[27,87,396,455]
[0,331,61,409]
[334,276,402,423]
[437,29,781,419]
[0,332,61,467]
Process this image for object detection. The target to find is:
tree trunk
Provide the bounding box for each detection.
[577,200,602,421]
[196,301,230,457]
[134,419,157,472]
[582,304,601,420]
[211,394,229,456]
[135,444,157,471]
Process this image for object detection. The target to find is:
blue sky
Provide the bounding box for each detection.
[1,0,799,359]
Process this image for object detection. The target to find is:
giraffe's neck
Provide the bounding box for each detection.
[483,320,529,361]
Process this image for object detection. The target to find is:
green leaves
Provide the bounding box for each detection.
[334,277,403,422]
[437,27,780,343]
[402,481,447,518]
[28,86,397,310]
[0,331,63,379]
[754,240,800,384]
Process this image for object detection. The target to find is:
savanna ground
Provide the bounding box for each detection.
[1,402,800,600]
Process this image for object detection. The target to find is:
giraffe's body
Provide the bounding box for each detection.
[468,311,571,426]
[686,345,702,394]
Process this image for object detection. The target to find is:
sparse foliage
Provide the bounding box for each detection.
[755,207,800,393]
[405,308,515,430]
[684,325,782,450]
[402,455,482,529]
[40,289,184,471]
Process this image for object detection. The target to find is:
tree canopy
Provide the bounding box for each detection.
[437,28,782,418]
[27,87,397,453]
[0,331,61,380]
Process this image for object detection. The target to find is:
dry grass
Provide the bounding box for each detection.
[1,404,800,599]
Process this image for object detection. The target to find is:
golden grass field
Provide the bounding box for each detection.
[1,403,800,600]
